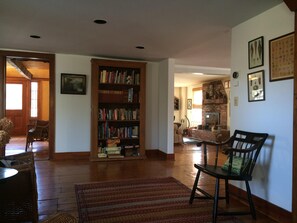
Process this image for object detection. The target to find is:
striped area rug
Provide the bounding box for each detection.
[75,177,240,223]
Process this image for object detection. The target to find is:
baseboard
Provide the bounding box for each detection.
[229,184,292,223]
[52,152,90,160]
[145,149,175,160]
[53,150,175,161]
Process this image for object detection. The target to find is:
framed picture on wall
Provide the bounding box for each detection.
[187,99,192,110]
[248,36,264,69]
[247,70,265,102]
[61,73,86,95]
[269,32,294,81]
[174,97,179,110]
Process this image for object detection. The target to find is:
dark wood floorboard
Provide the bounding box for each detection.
[6,138,279,222]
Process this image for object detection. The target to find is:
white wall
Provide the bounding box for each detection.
[55,54,92,152]
[55,55,163,153]
[231,3,294,211]
[158,59,175,154]
[145,62,160,150]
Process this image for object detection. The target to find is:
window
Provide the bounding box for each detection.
[30,82,38,117]
[6,83,22,110]
[191,87,202,126]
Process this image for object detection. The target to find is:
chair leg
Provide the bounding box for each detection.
[213,178,220,223]
[189,169,201,204]
[225,179,229,204]
[245,180,256,219]
[25,137,30,152]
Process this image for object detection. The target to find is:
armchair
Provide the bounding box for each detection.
[189,129,268,223]
[26,120,49,152]
[0,152,38,222]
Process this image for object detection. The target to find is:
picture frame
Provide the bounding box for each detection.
[248,36,264,69]
[187,99,192,110]
[61,73,86,95]
[247,70,265,102]
[269,32,294,81]
[174,97,179,110]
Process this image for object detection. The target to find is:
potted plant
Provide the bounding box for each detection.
[0,117,14,156]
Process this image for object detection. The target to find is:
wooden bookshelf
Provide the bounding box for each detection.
[90,59,146,161]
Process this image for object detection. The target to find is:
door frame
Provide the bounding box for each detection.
[0,50,55,159]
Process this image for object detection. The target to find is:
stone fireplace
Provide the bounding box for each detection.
[202,80,228,129]
[205,112,220,127]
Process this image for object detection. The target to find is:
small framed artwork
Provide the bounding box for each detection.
[269,32,294,81]
[61,73,86,95]
[247,70,265,102]
[187,99,192,110]
[174,97,179,110]
[248,36,264,69]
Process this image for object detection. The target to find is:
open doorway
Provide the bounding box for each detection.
[173,72,230,144]
[5,59,50,160]
[0,50,55,160]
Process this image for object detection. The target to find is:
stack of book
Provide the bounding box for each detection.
[97,146,107,158]
[97,146,124,159]
[106,146,124,158]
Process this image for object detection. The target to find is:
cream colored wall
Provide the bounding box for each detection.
[174,87,181,122]
[186,83,202,127]
[40,80,49,120]
[54,54,164,153]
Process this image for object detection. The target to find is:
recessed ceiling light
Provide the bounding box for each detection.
[94,19,107,24]
[30,35,41,39]
[136,46,145,49]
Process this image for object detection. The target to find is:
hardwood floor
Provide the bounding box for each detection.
[6,136,49,160]
[6,138,279,222]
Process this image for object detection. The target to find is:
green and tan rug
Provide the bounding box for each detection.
[75,177,241,223]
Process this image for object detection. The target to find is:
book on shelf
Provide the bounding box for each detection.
[122,144,140,157]
[132,126,139,137]
[106,146,121,155]
[98,124,140,139]
[99,69,140,85]
[128,88,133,102]
[107,154,124,159]
[98,108,139,121]
[123,145,140,149]
[98,153,107,158]
[98,89,139,104]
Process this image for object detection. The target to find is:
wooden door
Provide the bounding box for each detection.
[5,80,28,136]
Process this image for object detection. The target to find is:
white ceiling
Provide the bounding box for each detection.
[0,0,282,85]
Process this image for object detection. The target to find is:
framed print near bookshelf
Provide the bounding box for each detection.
[247,70,265,102]
[61,73,86,95]
[187,99,192,110]
[248,36,264,69]
[269,32,294,81]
